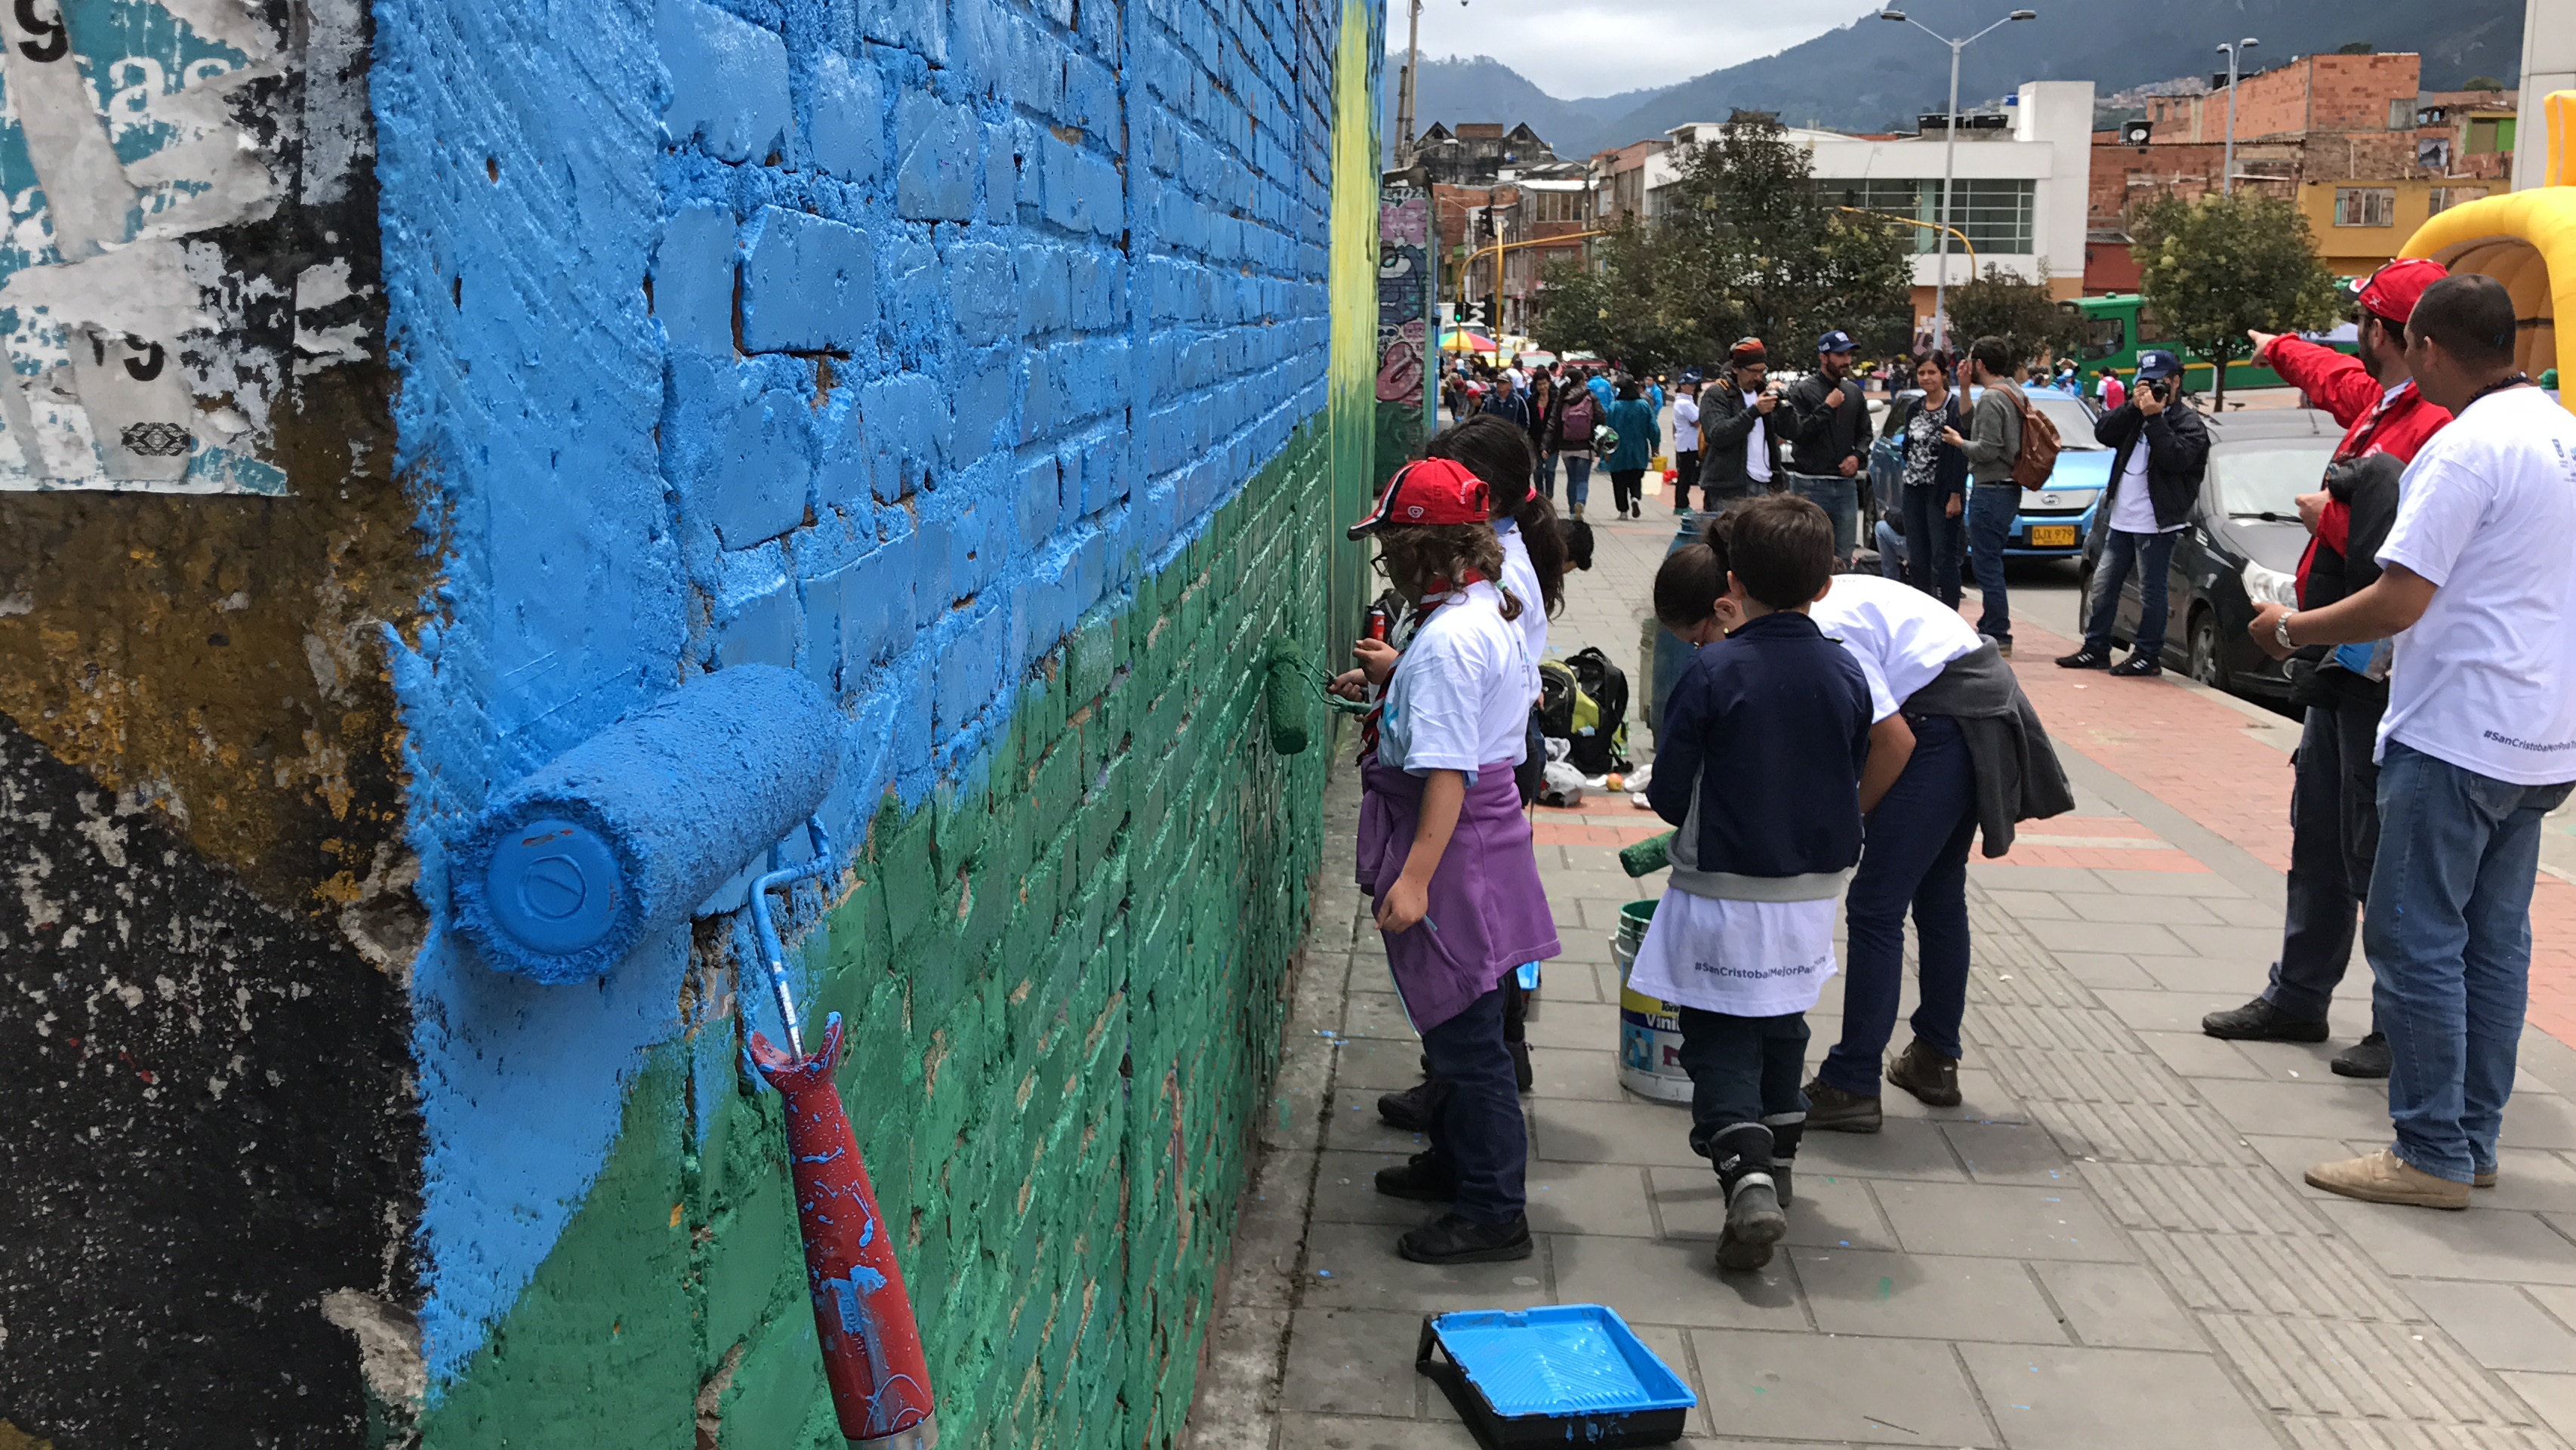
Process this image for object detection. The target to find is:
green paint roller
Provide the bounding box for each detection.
[1263,635,1312,754]
[1619,831,1675,878]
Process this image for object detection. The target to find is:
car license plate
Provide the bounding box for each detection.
[2029,524,2078,547]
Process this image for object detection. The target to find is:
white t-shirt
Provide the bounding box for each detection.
[1626,889,1838,1017]
[1496,519,1549,672]
[2374,385,2576,785]
[1810,574,1985,721]
[1378,580,1539,785]
[2107,430,2177,533]
[1673,395,1701,452]
[1743,384,1773,484]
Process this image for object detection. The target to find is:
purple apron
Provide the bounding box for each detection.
[1356,754,1563,1033]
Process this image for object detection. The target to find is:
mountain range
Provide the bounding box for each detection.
[1383,0,2526,163]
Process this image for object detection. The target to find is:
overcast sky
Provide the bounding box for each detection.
[1394,0,1886,98]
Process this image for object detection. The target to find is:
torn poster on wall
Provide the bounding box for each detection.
[0,0,371,494]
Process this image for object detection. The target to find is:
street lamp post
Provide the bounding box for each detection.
[1878,8,2035,354]
[1394,0,1425,169]
[2217,38,2258,196]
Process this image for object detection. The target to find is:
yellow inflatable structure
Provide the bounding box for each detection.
[2402,91,2576,412]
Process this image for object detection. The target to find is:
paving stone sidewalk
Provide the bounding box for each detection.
[1190,508,2576,1450]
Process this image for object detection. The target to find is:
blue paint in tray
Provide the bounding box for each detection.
[1418,1305,1694,1445]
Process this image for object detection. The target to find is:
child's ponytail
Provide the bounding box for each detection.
[1426,415,1566,618]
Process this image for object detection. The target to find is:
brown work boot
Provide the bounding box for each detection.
[1801,1077,1882,1134]
[2304,1149,2470,1210]
[1887,1040,1962,1108]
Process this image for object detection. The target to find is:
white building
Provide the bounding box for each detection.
[2515,0,2572,190]
[1646,81,2097,332]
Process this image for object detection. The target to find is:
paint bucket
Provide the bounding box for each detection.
[1610,899,1690,1106]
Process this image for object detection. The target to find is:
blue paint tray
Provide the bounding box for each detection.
[1416,1305,1694,1447]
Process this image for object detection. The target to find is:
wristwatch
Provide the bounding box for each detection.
[2273,610,2297,652]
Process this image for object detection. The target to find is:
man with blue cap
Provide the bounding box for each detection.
[1782,329,1872,563]
[2057,349,2209,677]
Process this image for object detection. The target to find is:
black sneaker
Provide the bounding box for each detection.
[1374,1152,1454,1202]
[1716,1177,1786,1271]
[1397,1212,1533,1264]
[1802,1078,1883,1134]
[2201,996,2331,1043]
[2109,652,2162,677]
[1887,1040,1962,1107]
[1378,1079,1439,1131]
[2056,648,2112,669]
[2331,1032,2391,1079]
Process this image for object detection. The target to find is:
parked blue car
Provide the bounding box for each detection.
[1869,384,2112,560]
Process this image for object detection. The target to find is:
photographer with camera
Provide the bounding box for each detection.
[1781,329,1872,563]
[1696,338,1786,509]
[2054,350,2208,677]
[2198,259,2452,1078]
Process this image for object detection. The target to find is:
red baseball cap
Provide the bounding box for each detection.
[2355,258,2448,323]
[1348,457,1492,540]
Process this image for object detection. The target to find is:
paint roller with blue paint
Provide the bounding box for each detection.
[451,663,935,1446]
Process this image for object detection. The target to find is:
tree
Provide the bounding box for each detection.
[2130,190,2340,408]
[2464,75,2508,92]
[1946,264,2085,369]
[1529,114,1910,371]
[2336,41,2375,54]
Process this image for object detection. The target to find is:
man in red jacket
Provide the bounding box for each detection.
[2202,258,2451,1078]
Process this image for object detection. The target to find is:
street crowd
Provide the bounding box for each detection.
[1348,263,2576,1271]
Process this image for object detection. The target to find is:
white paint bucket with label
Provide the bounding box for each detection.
[1611,899,1690,1105]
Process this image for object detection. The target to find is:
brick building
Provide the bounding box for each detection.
[2088,53,2514,291]
[1414,120,1560,187]
[1592,138,1667,225]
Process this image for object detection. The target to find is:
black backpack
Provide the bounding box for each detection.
[1564,646,1631,775]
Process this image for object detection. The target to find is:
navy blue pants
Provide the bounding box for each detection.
[1422,988,1529,1223]
[1821,713,1980,1095]
[1677,1007,1810,1159]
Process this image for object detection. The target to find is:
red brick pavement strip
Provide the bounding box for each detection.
[1998,611,2576,1050]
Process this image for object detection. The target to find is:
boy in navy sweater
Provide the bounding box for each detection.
[1635,496,1874,1270]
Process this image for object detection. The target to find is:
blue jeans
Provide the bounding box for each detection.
[1675,1007,1809,1158]
[1561,453,1593,511]
[1900,484,1964,608]
[1421,988,1529,1223]
[1789,472,1859,559]
[1536,449,1558,501]
[1966,485,2019,643]
[2082,527,2180,658]
[1874,519,1907,579]
[2366,743,2574,1182]
[1822,715,1980,1094]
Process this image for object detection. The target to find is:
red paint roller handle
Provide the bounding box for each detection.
[750,1015,938,1447]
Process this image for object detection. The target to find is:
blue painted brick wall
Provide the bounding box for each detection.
[378,0,1372,1424]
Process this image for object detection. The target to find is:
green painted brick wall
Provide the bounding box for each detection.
[415,417,1347,1450]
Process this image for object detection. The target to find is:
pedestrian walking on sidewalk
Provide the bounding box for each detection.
[2250,275,2576,1210]
[1481,372,1532,431]
[2055,350,2211,677]
[1548,379,1601,516]
[1671,381,1703,514]
[2094,366,2126,412]
[1799,573,2073,1131]
[1340,458,1562,1262]
[1895,351,1968,607]
[2202,259,2454,1079]
[1946,338,2025,656]
[1697,338,1784,510]
[1603,378,1660,520]
[1782,330,1871,563]
[1638,498,1874,1270]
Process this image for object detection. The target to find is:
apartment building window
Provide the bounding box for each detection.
[2387,97,2413,131]
[2467,118,2516,154]
[2334,187,2395,227]
[1530,189,1586,223]
[2429,186,2487,216]
[1835,178,2034,255]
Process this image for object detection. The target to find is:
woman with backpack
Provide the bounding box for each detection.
[1603,378,1661,520]
[1548,378,1602,517]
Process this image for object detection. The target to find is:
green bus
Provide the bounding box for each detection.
[2061,293,2359,396]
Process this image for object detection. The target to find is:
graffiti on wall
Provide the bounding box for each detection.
[1376,184,1427,409]
[0,0,365,493]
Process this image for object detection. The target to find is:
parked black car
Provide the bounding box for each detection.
[2074,409,2340,699]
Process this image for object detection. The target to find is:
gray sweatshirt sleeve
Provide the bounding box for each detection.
[1962,388,2022,483]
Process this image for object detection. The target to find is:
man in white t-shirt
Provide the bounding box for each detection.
[1800,575,1989,1131]
[2251,275,2576,1210]
[2057,350,2209,677]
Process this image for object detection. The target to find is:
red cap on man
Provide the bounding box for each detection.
[2354,258,2448,325]
[1348,458,1492,539]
